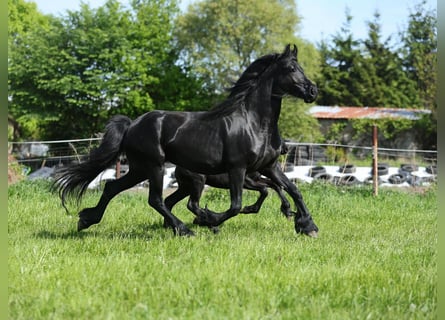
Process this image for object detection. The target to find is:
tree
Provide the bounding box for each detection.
[401,0,437,111]
[8,0,50,139]
[314,5,437,149]
[8,0,49,51]
[315,10,366,106]
[278,99,323,142]
[361,11,420,108]
[175,0,321,141]
[316,7,425,110]
[8,0,208,140]
[175,0,304,93]
[400,0,437,149]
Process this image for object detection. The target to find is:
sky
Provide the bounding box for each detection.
[31,0,436,45]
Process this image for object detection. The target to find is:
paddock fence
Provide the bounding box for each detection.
[8,138,437,188]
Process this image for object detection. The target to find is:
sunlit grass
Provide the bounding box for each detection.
[9,180,436,319]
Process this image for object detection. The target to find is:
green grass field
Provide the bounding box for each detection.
[8,180,436,319]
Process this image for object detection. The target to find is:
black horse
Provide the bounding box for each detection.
[54,44,319,237]
[163,142,293,230]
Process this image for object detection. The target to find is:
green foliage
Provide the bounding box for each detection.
[8,0,436,150]
[175,0,321,138]
[315,12,364,106]
[15,114,45,140]
[8,0,49,49]
[278,98,322,142]
[9,181,436,319]
[316,10,419,108]
[361,11,421,108]
[314,3,436,149]
[325,145,347,163]
[401,0,437,111]
[325,122,347,143]
[175,0,313,93]
[351,118,414,140]
[8,0,209,140]
[400,0,437,148]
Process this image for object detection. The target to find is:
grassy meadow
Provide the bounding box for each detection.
[8,179,436,319]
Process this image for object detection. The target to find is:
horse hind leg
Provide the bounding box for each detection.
[78,169,146,231]
[194,168,245,228]
[186,189,220,234]
[261,177,293,219]
[239,175,268,214]
[163,187,189,228]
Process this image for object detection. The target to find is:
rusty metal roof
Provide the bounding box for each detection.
[309,106,431,120]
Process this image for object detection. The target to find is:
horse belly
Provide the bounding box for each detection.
[165,140,225,175]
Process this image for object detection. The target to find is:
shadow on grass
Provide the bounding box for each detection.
[33,221,209,241]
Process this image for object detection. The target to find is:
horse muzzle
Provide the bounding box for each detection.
[304,84,318,103]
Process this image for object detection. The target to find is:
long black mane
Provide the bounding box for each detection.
[201,53,279,120]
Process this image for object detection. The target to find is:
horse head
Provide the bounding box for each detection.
[272,44,318,103]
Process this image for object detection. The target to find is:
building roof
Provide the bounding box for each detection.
[308,106,431,120]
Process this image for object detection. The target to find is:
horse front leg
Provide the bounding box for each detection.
[260,177,293,219]
[163,187,189,228]
[148,165,194,237]
[78,170,146,231]
[260,164,318,237]
[193,168,246,227]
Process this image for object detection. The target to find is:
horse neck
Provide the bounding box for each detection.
[270,95,282,125]
[246,79,282,133]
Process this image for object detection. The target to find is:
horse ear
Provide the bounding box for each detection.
[283,44,291,57]
[292,44,298,57]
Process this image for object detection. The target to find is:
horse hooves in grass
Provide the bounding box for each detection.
[210,226,220,234]
[192,209,220,227]
[284,210,295,220]
[240,205,259,214]
[77,208,101,232]
[77,218,90,232]
[174,225,195,237]
[306,230,318,238]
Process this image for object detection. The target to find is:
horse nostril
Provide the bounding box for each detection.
[310,86,318,98]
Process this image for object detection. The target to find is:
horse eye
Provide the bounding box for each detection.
[290,66,296,72]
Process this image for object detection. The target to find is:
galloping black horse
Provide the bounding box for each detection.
[54,44,319,237]
[163,140,293,230]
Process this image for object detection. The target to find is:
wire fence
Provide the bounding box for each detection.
[283,142,437,167]
[9,138,102,171]
[8,138,437,188]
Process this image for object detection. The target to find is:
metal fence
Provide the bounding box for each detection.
[283,142,437,167]
[9,138,437,188]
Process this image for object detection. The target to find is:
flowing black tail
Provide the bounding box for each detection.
[53,115,132,210]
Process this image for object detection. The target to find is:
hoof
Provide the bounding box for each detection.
[193,215,215,227]
[175,225,195,237]
[77,219,89,232]
[306,230,318,238]
[240,206,259,214]
[182,230,195,237]
[78,208,101,231]
[193,217,202,226]
[193,208,221,227]
[210,226,220,234]
[162,220,171,229]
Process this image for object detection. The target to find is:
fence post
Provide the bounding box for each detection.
[372,124,378,196]
[116,159,121,179]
